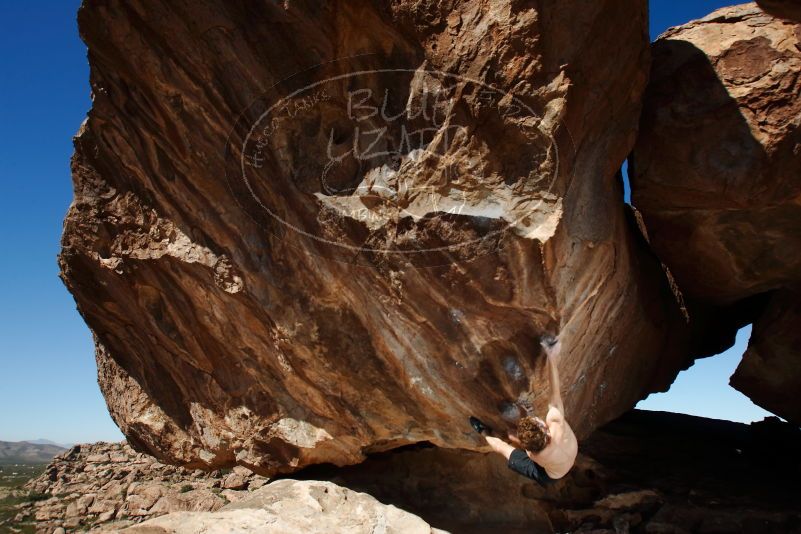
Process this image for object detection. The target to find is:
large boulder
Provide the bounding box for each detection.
[730,289,801,423]
[756,0,801,21]
[630,4,801,423]
[121,480,446,534]
[60,0,689,474]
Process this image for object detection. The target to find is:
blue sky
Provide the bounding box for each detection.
[0,1,770,444]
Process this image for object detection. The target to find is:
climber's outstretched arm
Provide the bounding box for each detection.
[544,339,564,415]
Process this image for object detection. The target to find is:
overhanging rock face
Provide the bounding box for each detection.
[630,4,801,423]
[60,0,689,474]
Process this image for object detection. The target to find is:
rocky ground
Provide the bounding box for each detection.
[294,410,801,533]
[4,410,800,533]
[124,480,448,534]
[5,442,269,533]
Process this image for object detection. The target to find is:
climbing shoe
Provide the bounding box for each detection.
[469,416,493,436]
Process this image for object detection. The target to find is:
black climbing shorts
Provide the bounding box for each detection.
[507,448,554,486]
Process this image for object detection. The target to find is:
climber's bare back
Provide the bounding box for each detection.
[527,404,578,479]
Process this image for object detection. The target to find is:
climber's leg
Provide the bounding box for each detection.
[485,436,554,486]
[507,448,554,486]
[485,436,516,459]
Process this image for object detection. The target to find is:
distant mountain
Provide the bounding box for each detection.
[24,439,73,448]
[0,440,66,464]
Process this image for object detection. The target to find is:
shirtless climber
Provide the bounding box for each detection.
[469,335,578,485]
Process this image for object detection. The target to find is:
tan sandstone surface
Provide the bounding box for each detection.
[122,480,447,534]
[59,0,691,475]
[630,3,801,424]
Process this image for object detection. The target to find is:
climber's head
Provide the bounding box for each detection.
[517,415,550,452]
